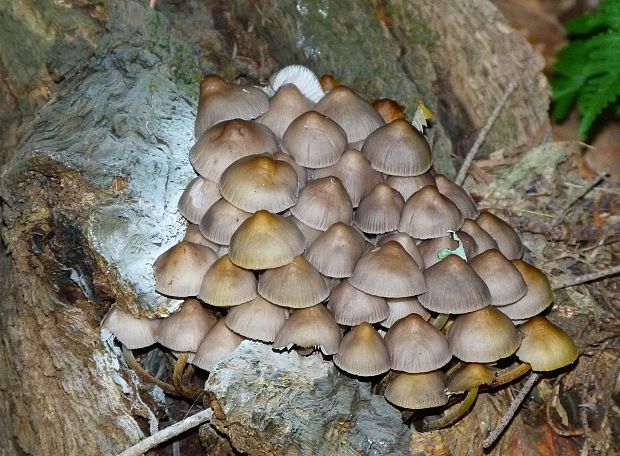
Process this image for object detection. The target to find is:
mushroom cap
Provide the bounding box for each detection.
[183,223,220,251]
[384,370,448,410]
[333,322,391,377]
[191,319,245,371]
[319,73,339,93]
[447,306,521,363]
[354,183,405,234]
[258,255,330,308]
[198,255,258,307]
[497,260,554,320]
[362,119,432,176]
[305,222,368,278]
[376,232,424,267]
[476,211,524,260]
[384,314,452,373]
[272,304,342,355]
[315,85,385,143]
[228,211,305,269]
[387,173,436,200]
[199,198,252,245]
[101,307,160,349]
[399,186,465,239]
[178,176,221,224]
[190,119,278,182]
[286,214,322,248]
[273,151,307,191]
[225,295,289,342]
[289,177,353,230]
[349,241,427,298]
[434,174,480,219]
[418,255,491,314]
[326,280,389,326]
[156,299,218,352]
[460,219,499,255]
[153,241,218,297]
[418,233,478,268]
[516,316,578,371]
[258,83,314,138]
[282,111,347,168]
[447,363,495,394]
[381,297,431,329]
[195,75,269,137]
[469,249,527,306]
[268,65,324,102]
[218,155,299,213]
[372,98,407,123]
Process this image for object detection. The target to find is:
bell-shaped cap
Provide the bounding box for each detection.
[333,323,390,377]
[267,65,324,102]
[198,255,258,307]
[225,296,289,342]
[385,314,452,373]
[289,177,353,230]
[190,119,278,182]
[418,233,478,268]
[319,73,339,93]
[101,307,160,349]
[387,173,436,200]
[305,222,367,278]
[516,316,578,371]
[384,370,448,410]
[178,176,221,224]
[381,297,430,329]
[372,98,407,123]
[497,260,553,319]
[272,304,342,355]
[460,219,498,255]
[156,299,218,352]
[315,85,385,143]
[191,319,245,371]
[219,155,298,213]
[229,211,305,269]
[199,198,252,245]
[399,186,465,239]
[362,119,432,176]
[354,183,405,234]
[183,223,220,250]
[283,111,347,168]
[153,241,218,297]
[349,241,427,298]
[327,280,389,326]
[258,255,329,308]
[258,84,315,138]
[195,75,269,137]
[469,249,527,306]
[418,255,490,314]
[273,151,307,190]
[286,214,322,248]
[447,363,495,394]
[434,174,479,219]
[314,149,382,207]
[476,211,524,260]
[447,306,520,363]
[377,232,424,267]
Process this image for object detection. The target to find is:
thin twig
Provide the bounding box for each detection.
[117,408,213,456]
[552,264,620,291]
[123,347,180,397]
[555,173,607,225]
[455,80,518,186]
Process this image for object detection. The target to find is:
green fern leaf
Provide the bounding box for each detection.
[566,0,620,34]
[577,71,620,137]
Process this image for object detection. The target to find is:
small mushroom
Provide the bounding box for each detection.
[476,211,524,260]
[257,83,314,137]
[198,255,258,307]
[384,370,448,410]
[199,198,252,245]
[305,222,367,278]
[333,322,390,377]
[225,295,289,342]
[376,232,424,267]
[326,280,389,326]
[101,306,160,349]
[418,232,478,268]
[469,249,527,306]
[156,298,218,352]
[386,173,436,200]
[183,223,220,250]
[191,319,245,372]
[434,174,479,219]
[459,219,499,255]
[497,260,553,320]
[380,297,430,329]
[177,176,221,224]
[354,183,405,234]
[289,177,353,230]
[399,186,465,239]
[372,98,407,123]
[273,151,307,190]
[286,214,322,248]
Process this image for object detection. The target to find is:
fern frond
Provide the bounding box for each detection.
[577,71,620,137]
[566,0,620,34]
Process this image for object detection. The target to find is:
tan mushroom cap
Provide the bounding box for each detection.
[225,295,289,342]
[385,314,452,373]
[476,211,524,260]
[305,222,367,278]
[102,307,161,349]
[516,316,578,371]
[418,233,478,268]
[199,198,252,245]
[381,297,431,329]
[418,255,491,314]
[219,155,299,213]
[447,306,521,363]
[460,219,499,255]
[349,241,427,298]
[333,323,390,377]
[447,363,495,394]
[198,255,258,307]
[387,173,436,200]
[327,280,389,326]
[315,85,385,143]
[497,260,554,320]
[273,151,307,191]
[184,223,220,250]
[434,174,480,220]
[283,111,347,168]
[156,299,218,352]
[372,98,407,123]
[229,211,305,269]
[178,176,221,224]
[286,214,322,248]
[195,75,269,137]
[191,319,245,371]
[289,177,353,230]
[377,232,424,268]
[384,370,448,410]
[153,241,218,297]
[314,149,382,207]
[190,119,278,182]
[469,249,527,306]
[399,186,465,239]
[362,119,432,176]
[272,304,342,355]
[258,255,330,308]
[257,83,314,138]
[354,183,405,234]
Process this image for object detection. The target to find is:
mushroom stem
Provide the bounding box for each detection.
[172,352,203,400]
[424,386,479,430]
[483,371,540,448]
[122,347,179,397]
[431,313,450,330]
[297,347,315,356]
[492,362,531,387]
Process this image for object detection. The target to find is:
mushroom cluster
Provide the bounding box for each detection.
[103,65,578,431]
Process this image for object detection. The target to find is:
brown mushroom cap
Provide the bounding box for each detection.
[225,295,289,342]
[372,98,407,123]
[178,176,221,224]
[381,297,431,328]
[199,198,252,245]
[469,249,527,306]
[289,177,353,230]
[333,323,391,377]
[101,307,161,349]
[418,233,478,268]
[198,255,258,307]
[305,222,367,278]
[377,232,424,267]
[434,174,479,219]
[498,260,554,320]
[183,223,220,250]
[191,319,245,371]
[327,280,389,326]
[362,119,432,176]
[399,186,465,239]
[476,211,524,260]
[447,363,495,394]
[354,183,405,234]
[273,151,307,191]
[257,84,314,138]
[516,316,578,371]
[156,299,218,352]
[386,173,436,200]
[447,306,521,363]
[384,314,452,373]
[460,219,499,255]
[286,214,322,248]
[272,304,342,355]
[384,370,448,410]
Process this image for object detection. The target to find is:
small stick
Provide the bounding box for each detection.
[552,264,620,291]
[455,79,518,186]
[117,408,213,456]
[555,173,606,225]
[123,347,180,397]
